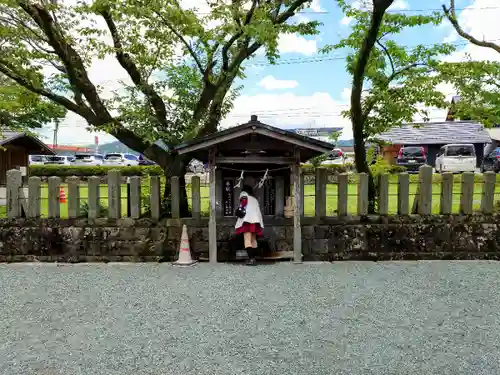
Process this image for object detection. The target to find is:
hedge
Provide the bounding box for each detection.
[29,165,163,177]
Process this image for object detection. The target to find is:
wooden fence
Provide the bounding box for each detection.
[3,166,499,219]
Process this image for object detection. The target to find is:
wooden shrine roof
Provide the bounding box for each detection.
[174,115,334,163]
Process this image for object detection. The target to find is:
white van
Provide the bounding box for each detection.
[435,144,477,173]
[70,153,104,166]
[103,153,139,166]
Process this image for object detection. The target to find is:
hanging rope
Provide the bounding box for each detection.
[255,169,269,189]
[217,165,290,173]
[234,170,244,188]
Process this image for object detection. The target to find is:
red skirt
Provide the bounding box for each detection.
[235,222,263,237]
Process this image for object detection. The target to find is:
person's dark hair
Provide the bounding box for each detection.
[242,184,254,196]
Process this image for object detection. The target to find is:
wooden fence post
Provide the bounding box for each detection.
[315,168,326,218]
[47,176,61,218]
[460,172,474,215]
[108,170,122,219]
[67,176,80,219]
[7,169,22,218]
[337,173,348,216]
[440,172,453,215]
[191,175,201,219]
[481,171,496,214]
[87,177,100,219]
[378,173,389,215]
[129,176,141,219]
[397,172,409,215]
[358,172,369,216]
[150,176,161,220]
[418,165,433,215]
[171,176,180,219]
[27,176,41,218]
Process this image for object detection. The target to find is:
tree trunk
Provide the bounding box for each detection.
[160,155,190,218]
[352,119,376,212]
[350,2,393,213]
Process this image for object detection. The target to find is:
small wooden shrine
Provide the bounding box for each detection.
[174,115,333,263]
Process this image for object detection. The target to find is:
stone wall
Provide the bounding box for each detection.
[0,215,499,262]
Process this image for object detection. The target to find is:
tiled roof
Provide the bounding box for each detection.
[376,121,491,145]
[0,130,24,144]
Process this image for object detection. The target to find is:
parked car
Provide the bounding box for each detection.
[103,153,139,166]
[321,148,346,165]
[396,146,427,172]
[435,144,477,174]
[44,155,74,165]
[29,155,48,165]
[70,153,104,166]
[480,147,500,173]
[138,154,156,166]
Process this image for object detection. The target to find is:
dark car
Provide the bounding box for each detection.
[396,146,426,172]
[138,154,156,166]
[480,147,500,173]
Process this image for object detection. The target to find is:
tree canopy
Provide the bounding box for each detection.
[441,0,500,126]
[0,0,320,165]
[0,74,66,129]
[326,0,456,210]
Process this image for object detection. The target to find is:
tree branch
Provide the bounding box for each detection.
[0,58,96,121]
[98,7,169,127]
[376,39,395,75]
[443,0,500,54]
[18,1,111,121]
[152,10,205,75]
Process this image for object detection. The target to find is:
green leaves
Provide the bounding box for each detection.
[327,0,456,138]
[438,60,500,126]
[0,75,66,129]
[0,0,317,160]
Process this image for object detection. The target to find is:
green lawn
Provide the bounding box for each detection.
[189,182,500,216]
[4,179,500,219]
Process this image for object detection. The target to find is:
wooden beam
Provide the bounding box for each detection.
[292,148,302,263]
[208,147,217,263]
[215,156,295,164]
[176,126,332,156]
[255,128,332,154]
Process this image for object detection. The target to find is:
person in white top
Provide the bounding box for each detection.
[234,185,264,265]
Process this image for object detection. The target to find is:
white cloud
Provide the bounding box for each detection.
[278,33,317,55]
[443,0,500,62]
[220,92,353,139]
[390,0,408,10]
[36,111,116,146]
[340,0,408,26]
[258,75,299,90]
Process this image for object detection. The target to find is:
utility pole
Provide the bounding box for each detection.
[53,121,59,151]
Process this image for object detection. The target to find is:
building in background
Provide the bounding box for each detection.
[376,121,491,167]
[288,127,343,144]
[0,131,55,184]
[46,144,92,156]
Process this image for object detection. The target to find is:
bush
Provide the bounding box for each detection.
[30,165,163,177]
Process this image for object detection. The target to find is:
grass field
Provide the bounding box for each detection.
[3,178,500,218]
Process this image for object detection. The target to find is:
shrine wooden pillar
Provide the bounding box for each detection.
[208,147,218,263]
[292,147,302,263]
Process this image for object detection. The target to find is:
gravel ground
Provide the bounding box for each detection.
[1,261,500,375]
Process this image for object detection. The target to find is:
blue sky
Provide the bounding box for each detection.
[41,0,499,145]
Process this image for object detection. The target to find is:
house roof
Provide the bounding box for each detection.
[376,121,491,145]
[174,115,334,162]
[0,130,55,155]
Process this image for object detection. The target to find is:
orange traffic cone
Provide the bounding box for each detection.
[173,224,197,267]
[59,186,67,203]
